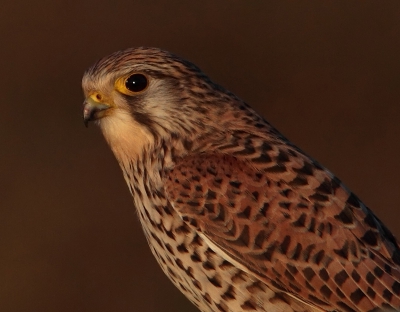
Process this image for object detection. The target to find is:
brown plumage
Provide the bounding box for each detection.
[82,47,400,312]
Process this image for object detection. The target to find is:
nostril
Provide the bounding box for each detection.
[95,93,102,101]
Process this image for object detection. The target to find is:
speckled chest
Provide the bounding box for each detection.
[120,160,286,312]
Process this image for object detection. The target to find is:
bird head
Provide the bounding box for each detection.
[82,47,260,162]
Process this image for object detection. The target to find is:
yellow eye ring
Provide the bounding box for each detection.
[115,73,149,95]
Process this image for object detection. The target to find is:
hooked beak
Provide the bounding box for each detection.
[82,96,110,127]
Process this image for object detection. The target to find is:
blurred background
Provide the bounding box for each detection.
[1,1,399,311]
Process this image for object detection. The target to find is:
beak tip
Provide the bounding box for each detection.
[82,97,110,127]
[83,106,90,127]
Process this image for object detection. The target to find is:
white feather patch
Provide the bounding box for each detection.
[99,109,154,163]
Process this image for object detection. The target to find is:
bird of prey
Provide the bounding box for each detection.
[82,47,400,312]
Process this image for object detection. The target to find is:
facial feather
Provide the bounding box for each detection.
[99,109,153,163]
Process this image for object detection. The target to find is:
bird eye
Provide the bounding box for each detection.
[125,74,148,92]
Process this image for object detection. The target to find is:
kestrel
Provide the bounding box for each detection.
[82,47,400,312]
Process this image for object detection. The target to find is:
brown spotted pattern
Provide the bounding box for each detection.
[82,47,400,312]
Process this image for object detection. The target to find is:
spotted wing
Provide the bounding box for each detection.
[165,151,400,312]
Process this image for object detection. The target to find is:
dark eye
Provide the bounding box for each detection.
[125,74,148,92]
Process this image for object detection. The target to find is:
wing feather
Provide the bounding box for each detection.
[165,151,400,311]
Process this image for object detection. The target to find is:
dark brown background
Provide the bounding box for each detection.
[1,1,399,311]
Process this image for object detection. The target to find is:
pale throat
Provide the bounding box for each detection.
[99,109,154,167]
[98,110,170,227]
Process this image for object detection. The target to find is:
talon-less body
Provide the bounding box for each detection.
[82,47,400,311]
